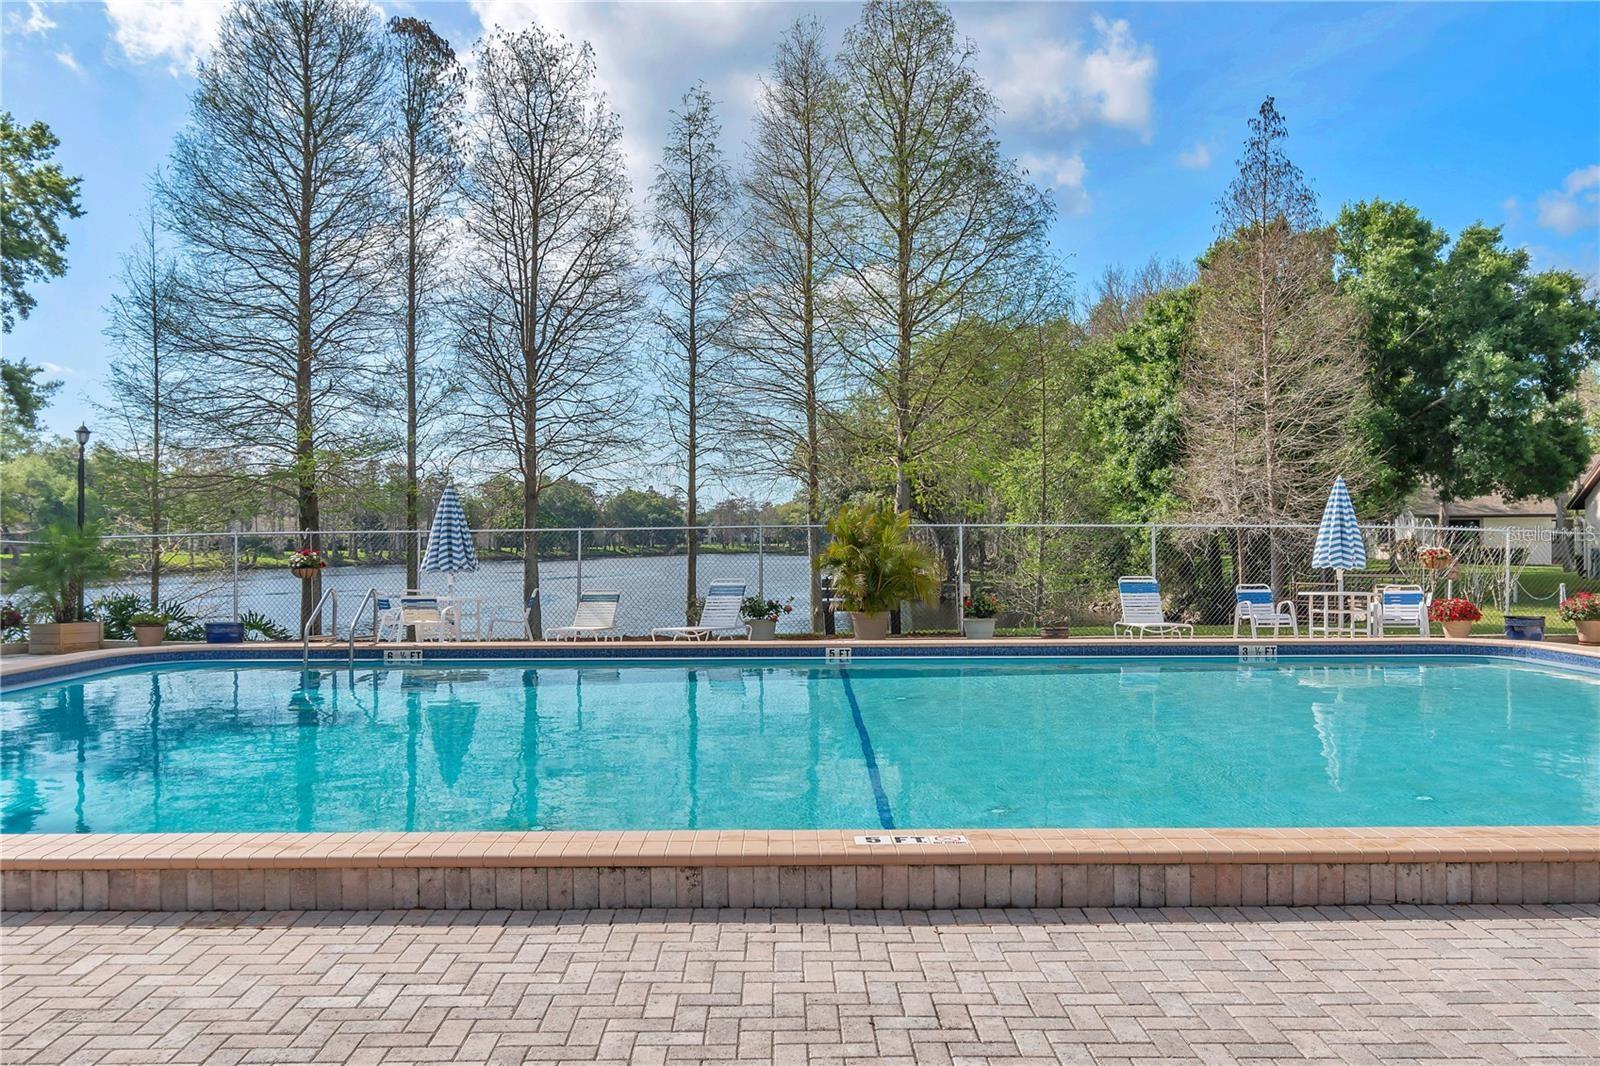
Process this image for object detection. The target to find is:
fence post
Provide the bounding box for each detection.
[231,534,240,621]
[757,525,765,598]
[575,528,584,598]
[1503,529,1513,608]
[1149,523,1158,580]
[956,524,965,632]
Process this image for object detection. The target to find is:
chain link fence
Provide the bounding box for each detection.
[4,521,1596,640]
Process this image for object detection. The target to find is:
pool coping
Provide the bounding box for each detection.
[4,636,1597,910]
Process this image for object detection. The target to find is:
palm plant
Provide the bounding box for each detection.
[817,499,939,613]
[8,524,120,623]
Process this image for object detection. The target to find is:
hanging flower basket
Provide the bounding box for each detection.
[1418,546,1454,571]
[288,548,326,580]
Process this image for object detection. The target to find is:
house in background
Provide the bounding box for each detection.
[1402,489,1560,566]
[1564,456,1600,575]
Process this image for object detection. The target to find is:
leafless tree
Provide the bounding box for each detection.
[100,196,192,607]
[1082,257,1194,340]
[160,0,391,628]
[1180,97,1368,589]
[650,84,740,623]
[455,25,643,630]
[721,18,843,629]
[827,0,1053,512]
[385,16,464,588]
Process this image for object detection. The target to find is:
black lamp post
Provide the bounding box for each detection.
[75,423,90,620]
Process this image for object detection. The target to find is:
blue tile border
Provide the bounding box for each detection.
[3,637,1598,691]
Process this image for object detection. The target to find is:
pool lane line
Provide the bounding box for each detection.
[838,668,896,830]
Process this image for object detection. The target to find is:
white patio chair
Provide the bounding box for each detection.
[484,590,539,640]
[1370,585,1430,638]
[1112,576,1194,638]
[651,580,747,640]
[1233,584,1299,637]
[395,595,460,642]
[546,590,623,641]
[374,595,405,642]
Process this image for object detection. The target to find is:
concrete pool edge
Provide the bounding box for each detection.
[5,827,1597,912]
[4,638,1596,911]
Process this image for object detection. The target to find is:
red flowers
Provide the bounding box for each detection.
[1558,591,1600,623]
[1428,597,1481,623]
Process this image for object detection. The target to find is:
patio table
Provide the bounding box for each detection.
[1296,590,1374,638]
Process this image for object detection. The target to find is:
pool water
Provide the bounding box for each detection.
[2,656,1596,833]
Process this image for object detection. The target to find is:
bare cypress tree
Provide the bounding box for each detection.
[456,26,642,631]
[1181,97,1368,588]
[651,84,740,623]
[828,0,1053,511]
[721,17,841,632]
[161,0,390,628]
[385,15,464,589]
[101,196,191,608]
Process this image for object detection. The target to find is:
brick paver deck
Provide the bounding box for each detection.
[3,906,1596,1064]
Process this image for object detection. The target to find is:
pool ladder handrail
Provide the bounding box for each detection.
[348,587,380,665]
[301,585,340,666]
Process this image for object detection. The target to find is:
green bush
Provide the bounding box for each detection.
[817,499,939,613]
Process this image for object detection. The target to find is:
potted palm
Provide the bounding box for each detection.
[962,589,999,638]
[10,524,120,654]
[130,611,169,647]
[741,596,793,641]
[1559,591,1600,644]
[816,499,938,640]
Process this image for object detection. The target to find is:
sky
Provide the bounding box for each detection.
[2,0,1598,441]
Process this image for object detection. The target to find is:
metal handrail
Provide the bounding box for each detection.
[348,587,379,664]
[301,586,338,666]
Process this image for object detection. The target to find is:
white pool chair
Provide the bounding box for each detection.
[1113,576,1194,638]
[484,590,539,640]
[547,590,623,641]
[1233,584,1299,637]
[651,580,747,640]
[1370,585,1429,638]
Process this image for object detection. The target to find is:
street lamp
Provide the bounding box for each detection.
[75,423,90,620]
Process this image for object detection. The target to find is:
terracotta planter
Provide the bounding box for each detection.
[1576,620,1600,645]
[132,624,167,647]
[291,566,322,580]
[1440,619,1474,639]
[1420,553,1454,571]
[745,617,778,641]
[846,611,890,640]
[963,617,997,639]
[26,621,103,654]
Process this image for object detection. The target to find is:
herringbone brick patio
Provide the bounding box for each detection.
[2,905,1596,1064]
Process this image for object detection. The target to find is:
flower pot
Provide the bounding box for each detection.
[1420,553,1453,571]
[26,621,103,655]
[1040,625,1071,639]
[291,566,322,580]
[1576,620,1600,645]
[846,610,890,640]
[132,624,167,647]
[746,617,778,641]
[1440,619,1474,639]
[963,617,997,639]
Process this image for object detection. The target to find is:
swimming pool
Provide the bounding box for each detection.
[2,655,1595,834]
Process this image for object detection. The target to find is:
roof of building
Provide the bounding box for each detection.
[1406,489,1557,521]
[1568,455,1600,511]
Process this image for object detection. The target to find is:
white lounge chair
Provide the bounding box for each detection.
[547,590,622,641]
[1370,585,1429,638]
[484,591,539,640]
[1113,576,1194,638]
[1233,584,1299,637]
[651,580,747,641]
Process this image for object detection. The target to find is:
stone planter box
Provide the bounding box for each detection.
[745,617,778,641]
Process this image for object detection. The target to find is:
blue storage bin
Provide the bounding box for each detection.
[205,622,245,644]
[1503,615,1544,641]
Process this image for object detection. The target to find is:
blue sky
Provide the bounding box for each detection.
[3,1,1597,438]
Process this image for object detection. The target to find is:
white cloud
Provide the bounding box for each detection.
[1535,165,1600,237]
[102,0,226,75]
[974,13,1157,140]
[54,48,82,75]
[1177,142,1212,170]
[1019,151,1089,216]
[9,1,56,36]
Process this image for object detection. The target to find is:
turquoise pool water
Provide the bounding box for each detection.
[1,656,1596,833]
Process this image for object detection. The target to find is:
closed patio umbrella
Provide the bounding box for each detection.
[1311,476,1366,592]
[421,485,479,593]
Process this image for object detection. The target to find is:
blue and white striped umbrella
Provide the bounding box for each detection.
[421,486,478,589]
[1311,477,1365,588]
